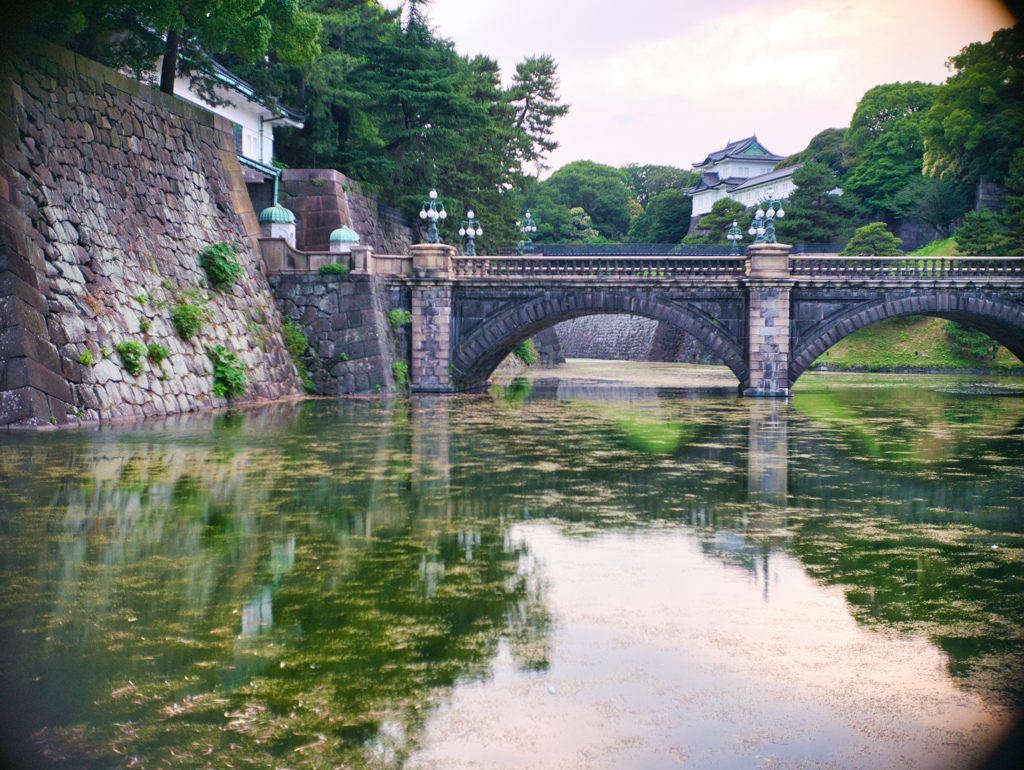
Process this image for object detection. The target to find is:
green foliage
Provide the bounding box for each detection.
[392,360,409,390]
[138,318,151,335]
[388,309,413,337]
[842,82,938,216]
[18,0,320,98]
[840,222,904,256]
[774,128,852,177]
[512,339,539,366]
[132,293,148,306]
[282,320,314,392]
[146,343,169,365]
[908,237,960,256]
[892,175,972,237]
[683,198,747,245]
[318,263,351,276]
[79,349,94,366]
[115,341,145,376]
[775,163,860,244]
[955,210,1007,255]
[922,24,1024,188]
[205,345,248,400]
[172,302,209,340]
[642,189,692,243]
[199,242,244,290]
[526,161,636,242]
[621,165,697,208]
[100,345,111,359]
[944,321,999,361]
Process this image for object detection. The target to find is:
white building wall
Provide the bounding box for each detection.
[173,76,275,165]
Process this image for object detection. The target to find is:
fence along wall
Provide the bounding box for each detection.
[0,42,302,429]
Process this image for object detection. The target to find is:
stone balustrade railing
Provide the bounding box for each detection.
[260,238,1024,283]
[450,256,748,279]
[791,256,1024,279]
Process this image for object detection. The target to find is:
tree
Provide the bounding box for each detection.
[922,24,1024,188]
[892,176,972,238]
[999,147,1024,255]
[839,222,904,255]
[774,128,852,177]
[526,161,635,241]
[509,55,570,171]
[954,210,1007,255]
[621,165,697,208]
[842,82,939,217]
[643,189,692,243]
[569,207,601,241]
[774,162,861,244]
[682,198,747,245]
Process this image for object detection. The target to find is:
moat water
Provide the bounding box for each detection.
[1,362,1023,769]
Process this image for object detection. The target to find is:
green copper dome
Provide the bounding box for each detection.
[258,204,296,224]
[330,226,360,243]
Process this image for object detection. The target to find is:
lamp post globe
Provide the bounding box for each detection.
[419,189,447,243]
[727,219,743,257]
[461,209,482,256]
[520,211,538,254]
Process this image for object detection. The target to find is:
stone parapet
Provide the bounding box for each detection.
[747,242,792,279]
[412,244,455,280]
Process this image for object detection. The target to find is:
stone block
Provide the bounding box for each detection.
[0,384,51,426]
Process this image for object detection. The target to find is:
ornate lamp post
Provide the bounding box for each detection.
[517,211,538,253]
[727,219,743,256]
[748,189,785,245]
[459,210,483,256]
[418,189,448,244]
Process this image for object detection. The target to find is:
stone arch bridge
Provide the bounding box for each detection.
[399,243,1024,396]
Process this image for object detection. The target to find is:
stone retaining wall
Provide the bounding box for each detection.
[280,169,415,255]
[269,273,405,394]
[0,42,302,428]
[550,315,722,365]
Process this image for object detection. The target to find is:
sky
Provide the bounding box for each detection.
[399,0,1015,173]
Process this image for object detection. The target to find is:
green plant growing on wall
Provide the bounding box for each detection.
[172,302,210,340]
[389,309,413,337]
[146,343,170,364]
[100,345,111,359]
[139,318,151,334]
[282,320,315,392]
[79,350,95,366]
[392,360,409,390]
[115,341,146,376]
[318,263,351,276]
[133,293,148,306]
[205,344,248,399]
[199,243,244,290]
[512,339,539,366]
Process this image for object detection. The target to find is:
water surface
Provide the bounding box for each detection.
[1,365,1023,769]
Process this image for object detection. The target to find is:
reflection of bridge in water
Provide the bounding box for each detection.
[373,243,1024,396]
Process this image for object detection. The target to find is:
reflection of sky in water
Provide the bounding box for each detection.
[409,523,1003,770]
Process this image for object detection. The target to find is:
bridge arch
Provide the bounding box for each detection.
[450,291,748,391]
[790,292,1024,384]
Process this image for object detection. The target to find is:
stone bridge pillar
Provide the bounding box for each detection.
[410,244,456,392]
[744,244,793,397]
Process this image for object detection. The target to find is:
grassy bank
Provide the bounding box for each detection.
[812,315,1022,373]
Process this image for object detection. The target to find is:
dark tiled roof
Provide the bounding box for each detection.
[682,173,748,194]
[693,136,784,168]
[726,163,802,193]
